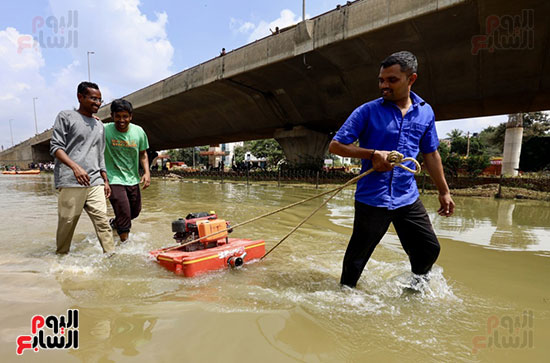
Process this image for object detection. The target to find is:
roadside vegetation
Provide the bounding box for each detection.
[160,113,550,201]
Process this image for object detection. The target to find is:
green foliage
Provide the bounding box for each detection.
[472,112,549,158]
[249,139,284,165]
[428,142,450,172]
[446,129,463,140]
[446,129,487,156]
[450,137,468,155]
[485,123,507,153]
[522,112,550,140]
[233,139,284,167]
[443,153,464,177]
[438,141,450,161]
[440,112,550,175]
[465,154,491,176]
[164,111,550,173]
[520,136,550,171]
[166,146,209,166]
[233,145,245,164]
[477,125,503,156]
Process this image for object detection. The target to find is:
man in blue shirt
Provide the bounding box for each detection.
[329,51,455,288]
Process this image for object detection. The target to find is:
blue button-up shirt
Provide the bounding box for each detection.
[333,91,439,210]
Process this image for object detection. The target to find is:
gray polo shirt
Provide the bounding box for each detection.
[50,110,106,188]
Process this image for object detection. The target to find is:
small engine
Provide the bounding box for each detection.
[172,212,232,252]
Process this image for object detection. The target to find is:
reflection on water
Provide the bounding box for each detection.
[0,174,549,362]
[70,307,157,361]
[428,197,550,252]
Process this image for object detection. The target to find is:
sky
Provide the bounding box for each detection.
[0,0,508,150]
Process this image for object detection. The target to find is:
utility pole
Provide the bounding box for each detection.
[9,119,14,146]
[32,97,38,135]
[466,131,470,157]
[87,51,95,81]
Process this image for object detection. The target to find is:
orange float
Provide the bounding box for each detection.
[2,169,41,175]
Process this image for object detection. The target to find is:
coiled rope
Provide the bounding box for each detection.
[158,151,420,256]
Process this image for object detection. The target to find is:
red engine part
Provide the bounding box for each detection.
[171,212,231,251]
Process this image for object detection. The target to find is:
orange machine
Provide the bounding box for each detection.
[150,212,265,277]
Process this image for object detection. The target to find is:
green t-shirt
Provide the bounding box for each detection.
[104,123,149,185]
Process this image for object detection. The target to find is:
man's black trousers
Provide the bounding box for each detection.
[109,184,142,235]
[340,198,440,287]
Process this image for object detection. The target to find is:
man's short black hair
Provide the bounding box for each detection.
[77,81,99,96]
[381,51,418,75]
[110,99,133,114]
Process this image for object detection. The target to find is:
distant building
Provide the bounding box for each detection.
[222,142,243,166]
[331,155,352,165]
[200,145,227,168]
[243,151,267,168]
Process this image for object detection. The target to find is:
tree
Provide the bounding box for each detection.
[233,145,245,164]
[465,154,490,176]
[451,136,468,155]
[447,129,466,154]
[522,112,550,140]
[166,146,209,166]
[248,139,284,165]
[477,125,502,156]
[443,153,463,177]
[446,129,487,156]
[233,139,284,167]
[427,142,463,177]
[438,141,450,162]
[520,136,550,171]
[475,112,549,155]
[482,123,507,153]
[447,129,463,140]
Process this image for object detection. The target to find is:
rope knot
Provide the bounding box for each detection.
[387,150,404,164]
[387,150,421,174]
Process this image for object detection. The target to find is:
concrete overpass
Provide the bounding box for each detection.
[2,0,549,167]
[0,130,52,168]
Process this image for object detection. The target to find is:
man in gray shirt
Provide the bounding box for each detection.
[50,81,115,254]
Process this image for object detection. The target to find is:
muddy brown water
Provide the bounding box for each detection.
[1,174,549,362]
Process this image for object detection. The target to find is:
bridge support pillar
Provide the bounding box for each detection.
[274,126,332,168]
[502,114,523,176]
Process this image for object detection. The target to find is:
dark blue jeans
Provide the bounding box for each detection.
[340,199,440,287]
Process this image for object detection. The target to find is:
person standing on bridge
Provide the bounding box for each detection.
[50,81,115,255]
[104,99,150,243]
[329,51,455,288]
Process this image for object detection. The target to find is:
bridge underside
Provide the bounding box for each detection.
[96,0,549,152]
[2,0,549,167]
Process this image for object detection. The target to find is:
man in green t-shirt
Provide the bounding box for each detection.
[104,99,151,242]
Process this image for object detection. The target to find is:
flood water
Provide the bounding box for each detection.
[1,174,549,362]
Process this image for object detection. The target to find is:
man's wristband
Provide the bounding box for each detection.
[370,149,376,160]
